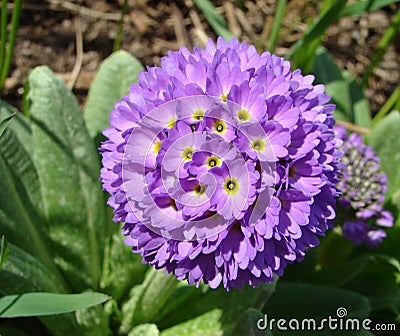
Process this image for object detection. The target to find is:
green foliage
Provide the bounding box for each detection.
[0,0,23,91]
[0,111,15,137]
[28,66,106,291]
[288,0,347,73]
[0,292,110,318]
[2,1,400,331]
[312,48,372,126]
[84,50,144,147]
[367,111,400,201]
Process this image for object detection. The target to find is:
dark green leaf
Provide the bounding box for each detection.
[0,235,8,271]
[0,243,63,294]
[264,282,370,336]
[312,49,352,122]
[84,50,144,146]
[0,102,63,283]
[232,308,272,336]
[0,292,110,318]
[28,66,106,291]
[367,111,400,200]
[159,281,277,334]
[0,111,15,137]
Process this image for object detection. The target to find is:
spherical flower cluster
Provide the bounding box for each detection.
[335,126,393,248]
[100,37,342,290]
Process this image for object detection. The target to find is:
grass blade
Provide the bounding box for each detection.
[288,0,347,73]
[0,0,22,90]
[268,0,287,53]
[362,9,400,86]
[339,0,400,17]
[194,0,234,41]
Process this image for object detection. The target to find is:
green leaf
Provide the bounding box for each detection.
[312,49,352,122]
[232,308,272,336]
[0,102,64,285]
[367,111,400,200]
[0,235,8,271]
[0,292,110,318]
[159,282,277,335]
[348,75,372,128]
[99,233,147,302]
[0,111,15,137]
[0,244,82,336]
[120,268,177,332]
[160,309,222,336]
[75,304,110,336]
[84,50,144,146]
[28,66,107,291]
[128,324,160,336]
[339,0,400,18]
[0,243,63,294]
[263,282,370,336]
[312,48,372,126]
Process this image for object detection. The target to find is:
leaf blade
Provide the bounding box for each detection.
[0,292,110,318]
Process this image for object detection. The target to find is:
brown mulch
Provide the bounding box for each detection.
[3,0,400,115]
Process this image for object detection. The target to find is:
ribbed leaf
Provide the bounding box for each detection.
[84,50,144,146]
[28,66,106,291]
[0,101,64,285]
[0,111,15,137]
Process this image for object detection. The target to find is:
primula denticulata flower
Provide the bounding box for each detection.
[335,126,393,248]
[100,37,342,290]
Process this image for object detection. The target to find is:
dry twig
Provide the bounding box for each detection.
[67,17,83,90]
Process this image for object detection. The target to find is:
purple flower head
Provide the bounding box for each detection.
[100,37,342,290]
[335,125,393,248]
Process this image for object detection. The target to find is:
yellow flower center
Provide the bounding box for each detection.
[220,93,228,103]
[251,139,265,151]
[181,147,194,161]
[223,178,239,195]
[213,120,226,134]
[237,109,251,122]
[192,109,204,121]
[207,156,221,168]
